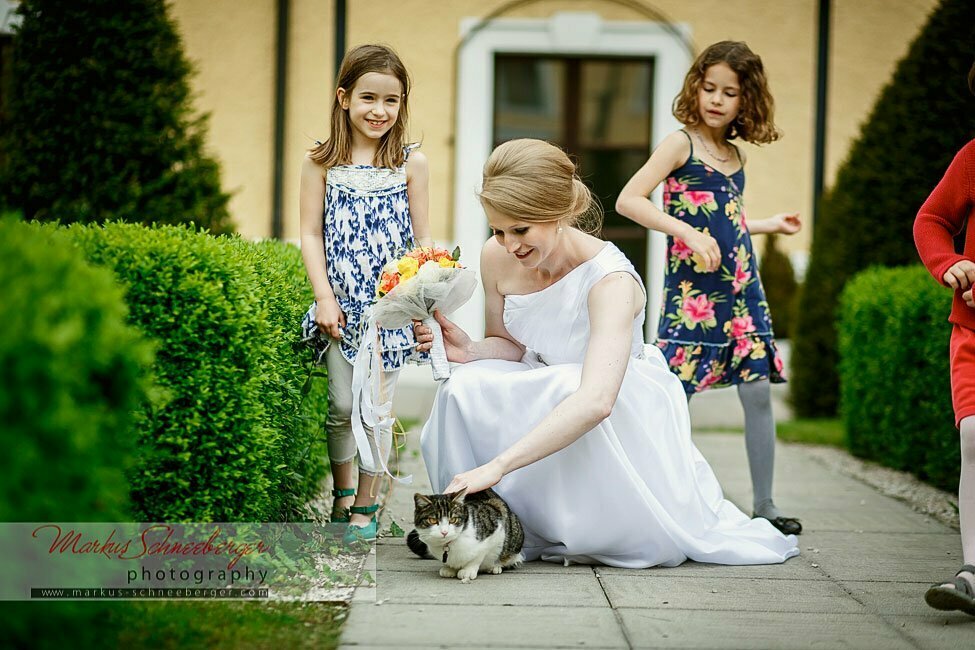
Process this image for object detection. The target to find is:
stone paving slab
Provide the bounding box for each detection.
[840,580,957,617]
[373,569,608,607]
[893,614,975,647]
[617,610,916,649]
[594,558,828,582]
[798,531,963,582]
[341,604,628,648]
[599,574,863,613]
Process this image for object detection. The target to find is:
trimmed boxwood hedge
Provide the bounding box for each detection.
[0,220,154,521]
[65,222,328,522]
[0,220,157,650]
[838,265,957,490]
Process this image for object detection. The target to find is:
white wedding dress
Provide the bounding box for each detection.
[420,243,799,567]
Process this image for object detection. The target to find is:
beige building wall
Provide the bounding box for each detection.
[169,0,276,238]
[170,0,935,257]
[826,0,939,185]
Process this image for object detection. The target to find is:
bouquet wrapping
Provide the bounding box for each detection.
[350,246,477,482]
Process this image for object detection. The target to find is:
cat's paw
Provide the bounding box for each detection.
[489,565,502,575]
[439,566,458,578]
[457,567,479,583]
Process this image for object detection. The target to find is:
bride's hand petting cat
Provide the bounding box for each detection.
[444,459,504,495]
[413,309,473,362]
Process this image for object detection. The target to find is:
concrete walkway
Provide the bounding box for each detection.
[337,427,973,649]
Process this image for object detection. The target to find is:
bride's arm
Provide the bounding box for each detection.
[416,238,525,363]
[443,272,643,493]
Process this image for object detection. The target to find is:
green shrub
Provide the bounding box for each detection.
[758,234,798,339]
[0,220,153,521]
[229,238,330,512]
[67,223,327,521]
[0,220,155,650]
[0,0,231,232]
[792,0,975,417]
[838,265,957,490]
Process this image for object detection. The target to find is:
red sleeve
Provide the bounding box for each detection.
[914,141,975,285]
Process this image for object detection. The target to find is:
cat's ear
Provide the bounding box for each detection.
[446,487,468,503]
[413,493,433,508]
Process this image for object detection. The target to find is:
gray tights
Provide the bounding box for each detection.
[687,379,782,519]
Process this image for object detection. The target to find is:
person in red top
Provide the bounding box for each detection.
[914,61,975,617]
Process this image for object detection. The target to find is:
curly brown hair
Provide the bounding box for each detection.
[672,41,781,145]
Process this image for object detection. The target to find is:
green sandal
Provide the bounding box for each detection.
[343,503,379,544]
[925,564,975,616]
[330,487,356,523]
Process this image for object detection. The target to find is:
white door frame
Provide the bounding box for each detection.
[451,12,691,340]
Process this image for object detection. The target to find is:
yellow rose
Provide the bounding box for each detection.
[438,257,456,268]
[397,256,419,277]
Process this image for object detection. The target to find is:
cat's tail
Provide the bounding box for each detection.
[406,529,434,559]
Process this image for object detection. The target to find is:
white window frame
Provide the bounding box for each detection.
[450,11,691,340]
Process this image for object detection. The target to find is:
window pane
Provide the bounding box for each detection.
[494,56,565,144]
[579,60,652,148]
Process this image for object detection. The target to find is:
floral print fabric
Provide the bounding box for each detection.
[300,145,426,371]
[656,132,785,394]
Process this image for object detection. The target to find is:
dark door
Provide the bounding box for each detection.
[493,54,654,279]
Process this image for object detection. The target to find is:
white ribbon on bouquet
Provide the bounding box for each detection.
[350,261,478,482]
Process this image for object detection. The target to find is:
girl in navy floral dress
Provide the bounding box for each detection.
[298,44,430,542]
[617,41,802,535]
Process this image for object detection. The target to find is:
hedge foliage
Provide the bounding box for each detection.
[0,0,231,232]
[838,265,957,490]
[0,220,154,521]
[65,223,328,522]
[0,220,156,650]
[791,0,975,417]
[757,234,798,339]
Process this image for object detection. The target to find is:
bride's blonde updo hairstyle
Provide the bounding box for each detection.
[478,139,603,235]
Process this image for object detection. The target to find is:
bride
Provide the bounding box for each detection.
[415,139,799,567]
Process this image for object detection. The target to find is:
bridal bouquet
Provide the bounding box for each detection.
[372,245,477,380]
[350,245,477,482]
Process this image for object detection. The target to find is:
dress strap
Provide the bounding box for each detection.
[729,142,743,165]
[679,129,694,157]
[591,245,647,309]
[403,142,421,163]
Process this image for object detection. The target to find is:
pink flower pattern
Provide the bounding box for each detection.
[682,294,716,324]
[684,190,715,207]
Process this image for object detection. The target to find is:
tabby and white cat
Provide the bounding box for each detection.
[407,488,524,583]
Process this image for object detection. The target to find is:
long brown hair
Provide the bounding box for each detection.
[308,44,411,169]
[673,41,781,145]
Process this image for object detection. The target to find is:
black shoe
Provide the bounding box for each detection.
[754,513,802,535]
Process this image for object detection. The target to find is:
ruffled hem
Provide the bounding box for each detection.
[655,333,786,395]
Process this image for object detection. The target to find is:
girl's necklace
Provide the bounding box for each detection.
[691,129,731,163]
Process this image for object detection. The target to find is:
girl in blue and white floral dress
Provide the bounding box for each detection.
[298,44,430,541]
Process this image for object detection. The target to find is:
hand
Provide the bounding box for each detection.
[314,295,346,339]
[770,212,802,235]
[964,288,975,309]
[412,309,473,362]
[684,229,721,272]
[443,459,504,495]
[943,259,975,291]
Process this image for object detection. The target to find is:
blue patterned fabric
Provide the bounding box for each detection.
[300,145,426,371]
[654,131,785,394]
